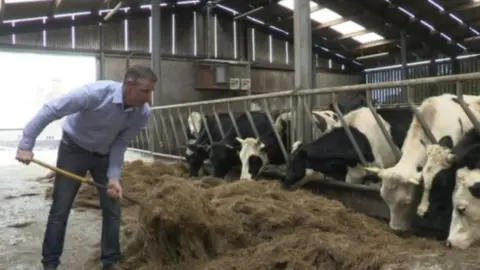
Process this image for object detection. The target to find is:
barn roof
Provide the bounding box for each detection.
[1,0,480,69]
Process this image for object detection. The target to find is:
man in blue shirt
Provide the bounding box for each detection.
[16,64,156,270]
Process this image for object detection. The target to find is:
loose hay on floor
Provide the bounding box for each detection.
[52,160,448,270]
[43,160,467,269]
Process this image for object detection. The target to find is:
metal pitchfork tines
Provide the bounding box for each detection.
[31,158,146,208]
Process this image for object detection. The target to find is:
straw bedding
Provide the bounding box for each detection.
[43,160,447,270]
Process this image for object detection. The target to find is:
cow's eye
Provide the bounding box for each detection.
[457,205,467,215]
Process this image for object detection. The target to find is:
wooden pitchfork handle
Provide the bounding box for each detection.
[31,158,145,208]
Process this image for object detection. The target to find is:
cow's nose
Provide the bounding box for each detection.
[445,240,452,248]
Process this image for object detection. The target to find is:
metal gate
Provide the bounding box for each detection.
[128,72,480,187]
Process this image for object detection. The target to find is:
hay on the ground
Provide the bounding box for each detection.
[62,160,452,270]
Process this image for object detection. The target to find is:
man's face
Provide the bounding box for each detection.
[125,78,155,106]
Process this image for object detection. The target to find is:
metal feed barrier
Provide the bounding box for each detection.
[127,72,480,234]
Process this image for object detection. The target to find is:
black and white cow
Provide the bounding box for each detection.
[365,94,480,233]
[184,112,237,177]
[406,127,480,248]
[284,106,413,189]
[207,110,285,178]
[236,110,342,180]
[447,144,480,249]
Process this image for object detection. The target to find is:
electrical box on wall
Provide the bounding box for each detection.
[194,59,250,91]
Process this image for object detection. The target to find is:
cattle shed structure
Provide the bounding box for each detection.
[5,0,480,261]
[1,0,480,105]
[2,1,480,153]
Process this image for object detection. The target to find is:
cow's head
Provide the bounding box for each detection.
[187,111,202,137]
[207,142,240,178]
[184,143,209,177]
[237,137,268,180]
[447,167,480,249]
[312,110,341,138]
[414,136,455,217]
[364,166,421,232]
[284,141,308,189]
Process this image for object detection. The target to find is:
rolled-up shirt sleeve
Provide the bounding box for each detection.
[107,107,151,180]
[18,85,93,151]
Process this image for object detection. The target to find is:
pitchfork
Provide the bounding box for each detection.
[31,158,146,208]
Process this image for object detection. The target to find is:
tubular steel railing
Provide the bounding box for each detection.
[128,72,480,188]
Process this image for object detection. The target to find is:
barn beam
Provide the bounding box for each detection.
[350,39,398,51]
[329,28,372,42]
[314,13,370,32]
[276,4,323,22]
[212,4,363,69]
[234,0,281,20]
[341,0,460,57]
[450,1,480,12]
[382,0,467,55]
[0,7,174,36]
[0,0,4,23]
[294,0,314,144]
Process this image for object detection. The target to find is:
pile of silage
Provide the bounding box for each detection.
[44,160,191,209]
[78,161,447,270]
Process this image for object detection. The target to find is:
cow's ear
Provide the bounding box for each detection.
[468,182,480,199]
[236,137,245,145]
[438,136,453,149]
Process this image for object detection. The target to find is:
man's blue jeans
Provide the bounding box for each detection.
[41,134,121,268]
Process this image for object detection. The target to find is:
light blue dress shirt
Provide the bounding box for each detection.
[18,80,151,180]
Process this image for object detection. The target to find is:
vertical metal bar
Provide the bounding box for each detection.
[205,3,212,58]
[406,86,437,144]
[400,30,408,104]
[158,110,172,154]
[365,89,401,161]
[289,95,296,146]
[227,102,241,137]
[168,109,181,155]
[302,96,316,138]
[151,111,163,151]
[330,92,368,165]
[243,101,260,138]
[294,0,313,145]
[199,106,213,143]
[135,135,140,149]
[138,129,145,150]
[455,81,480,134]
[151,0,162,153]
[99,22,105,80]
[143,127,150,151]
[262,98,288,161]
[212,104,226,139]
[177,108,189,144]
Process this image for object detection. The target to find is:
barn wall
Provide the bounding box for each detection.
[365,56,480,106]
[0,7,361,110]
[104,55,361,108]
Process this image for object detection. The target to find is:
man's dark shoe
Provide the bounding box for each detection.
[44,267,57,270]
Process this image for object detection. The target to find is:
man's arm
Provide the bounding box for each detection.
[107,107,151,180]
[18,84,93,151]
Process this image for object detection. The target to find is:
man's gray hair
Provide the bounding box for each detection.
[123,64,158,84]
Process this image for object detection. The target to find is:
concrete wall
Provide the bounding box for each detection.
[104,55,362,109]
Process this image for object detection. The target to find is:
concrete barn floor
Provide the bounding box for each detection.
[0,142,152,270]
[1,141,480,270]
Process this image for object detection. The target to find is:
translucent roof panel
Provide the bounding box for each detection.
[352,32,385,44]
[310,8,342,24]
[278,0,319,11]
[330,21,365,35]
